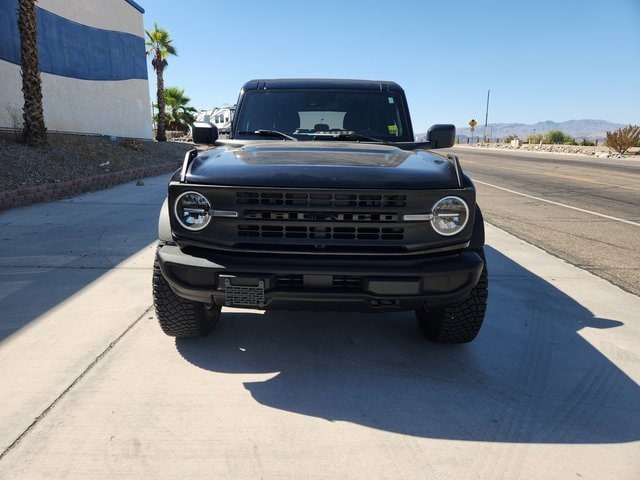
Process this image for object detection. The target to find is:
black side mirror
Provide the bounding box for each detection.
[192,122,219,144]
[427,124,455,149]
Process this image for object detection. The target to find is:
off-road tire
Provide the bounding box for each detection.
[416,249,488,343]
[152,258,220,338]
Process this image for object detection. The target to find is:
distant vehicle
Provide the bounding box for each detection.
[194,107,235,135]
[154,78,488,344]
[211,107,235,134]
[194,109,214,123]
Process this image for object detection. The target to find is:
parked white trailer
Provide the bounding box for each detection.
[211,107,235,134]
[193,107,235,136]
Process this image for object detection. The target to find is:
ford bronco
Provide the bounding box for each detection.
[153,79,488,343]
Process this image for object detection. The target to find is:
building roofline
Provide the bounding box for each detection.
[124,0,144,14]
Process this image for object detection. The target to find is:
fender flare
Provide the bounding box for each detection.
[158,198,172,242]
[470,205,485,250]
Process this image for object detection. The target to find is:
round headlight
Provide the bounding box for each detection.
[174,191,212,231]
[430,196,469,236]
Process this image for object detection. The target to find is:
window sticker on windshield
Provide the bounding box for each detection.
[388,97,395,104]
[388,125,398,135]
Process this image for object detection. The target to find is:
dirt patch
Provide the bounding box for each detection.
[0,133,198,192]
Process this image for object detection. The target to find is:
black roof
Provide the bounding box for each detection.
[241,78,404,92]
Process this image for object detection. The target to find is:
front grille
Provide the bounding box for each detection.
[173,185,472,256]
[238,225,404,240]
[237,191,406,208]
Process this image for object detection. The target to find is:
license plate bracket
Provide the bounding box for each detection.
[224,278,265,308]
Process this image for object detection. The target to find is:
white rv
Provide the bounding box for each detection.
[211,107,235,134]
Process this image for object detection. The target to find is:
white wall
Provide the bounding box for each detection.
[0,0,153,139]
[38,0,143,37]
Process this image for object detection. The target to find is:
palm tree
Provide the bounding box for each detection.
[163,87,197,133]
[145,23,176,142]
[18,0,47,146]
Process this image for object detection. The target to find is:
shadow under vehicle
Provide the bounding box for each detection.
[174,246,640,444]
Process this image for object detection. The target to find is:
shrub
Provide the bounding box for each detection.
[503,134,519,143]
[526,134,543,144]
[5,104,24,143]
[123,139,143,152]
[606,125,640,155]
[543,130,573,144]
[580,139,595,147]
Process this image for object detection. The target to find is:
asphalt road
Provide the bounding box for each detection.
[0,173,639,479]
[449,146,640,297]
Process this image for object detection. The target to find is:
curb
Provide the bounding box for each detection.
[0,162,179,212]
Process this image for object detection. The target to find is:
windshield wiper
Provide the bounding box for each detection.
[313,131,385,143]
[238,130,298,141]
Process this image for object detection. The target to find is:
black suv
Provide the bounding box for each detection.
[153,79,488,343]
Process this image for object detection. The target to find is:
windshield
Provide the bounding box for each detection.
[233,89,413,142]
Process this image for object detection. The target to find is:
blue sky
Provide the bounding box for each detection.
[141,0,640,131]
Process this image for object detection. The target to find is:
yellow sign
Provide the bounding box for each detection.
[469,119,477,128]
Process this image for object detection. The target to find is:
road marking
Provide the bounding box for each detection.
[463,160,640,192]
[475,180,640,228]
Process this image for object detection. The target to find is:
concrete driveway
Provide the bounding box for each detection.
[0,174,638,479]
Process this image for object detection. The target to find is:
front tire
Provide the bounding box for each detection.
[416,249,488,343]
[152,257,220,338]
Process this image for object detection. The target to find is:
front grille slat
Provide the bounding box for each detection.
[277,274,303,289]
[333,275,363,290]
[244,211,398,222]
[238,192,406,208]
[277,275,363,290]
[237,225,405,241]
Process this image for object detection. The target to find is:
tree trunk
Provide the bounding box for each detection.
[18,0,47,146]
[155,55,166,142]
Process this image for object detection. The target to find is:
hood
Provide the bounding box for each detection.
[185,142,460,189]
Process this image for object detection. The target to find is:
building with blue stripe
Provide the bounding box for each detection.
[0,0,152,138]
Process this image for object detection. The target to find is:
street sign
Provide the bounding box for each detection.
[469,119,477,128]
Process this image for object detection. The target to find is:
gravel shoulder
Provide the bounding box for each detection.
[454,142,639,159]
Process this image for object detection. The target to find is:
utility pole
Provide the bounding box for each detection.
[483,89,491,142]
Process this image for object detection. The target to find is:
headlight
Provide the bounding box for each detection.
[430,196,469,236]
[174,191,212,231]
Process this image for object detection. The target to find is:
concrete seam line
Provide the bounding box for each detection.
[475,180,640,228]
[0,305,155,462]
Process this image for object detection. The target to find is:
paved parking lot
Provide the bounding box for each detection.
[0,174,639,479]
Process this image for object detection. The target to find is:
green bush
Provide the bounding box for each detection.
[526,134,543,144]
[503,134,519,143]
[543,130,574,144]
[580,139,595,147]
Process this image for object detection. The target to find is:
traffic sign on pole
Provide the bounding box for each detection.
[469,119,477,143]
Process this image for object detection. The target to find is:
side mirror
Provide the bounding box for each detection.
[192,122,219,145]
[427,124,455,149]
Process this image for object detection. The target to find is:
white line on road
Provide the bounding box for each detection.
[475,180,640,228]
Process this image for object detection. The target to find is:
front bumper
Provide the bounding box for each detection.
[156,244,484,312]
